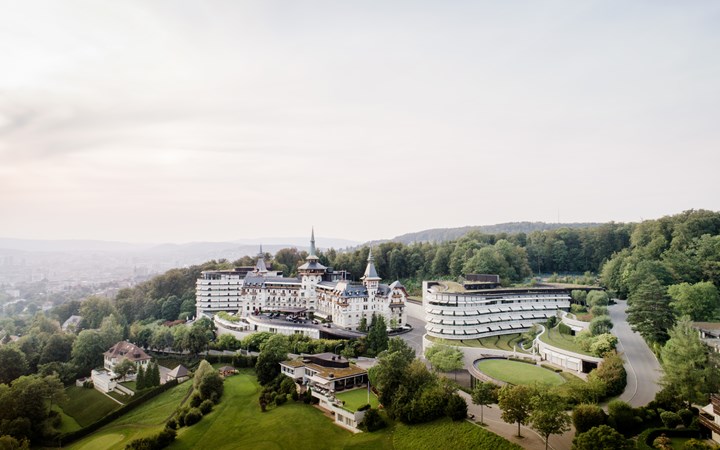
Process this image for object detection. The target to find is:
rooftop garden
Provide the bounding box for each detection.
[335,388,380,412]
[427,333,529,353]
[475,359,565,387]
[539,325,594,356]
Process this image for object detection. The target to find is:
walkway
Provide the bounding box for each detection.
[459,390,575,450]
[608,300,663,407]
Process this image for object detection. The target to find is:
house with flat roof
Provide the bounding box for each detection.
[280,353,370,432]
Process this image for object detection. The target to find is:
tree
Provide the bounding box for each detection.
[366,314,388,355]
[589,333,618,357]
[358,316,368,332]
[572,404,606,434]
[113,359,136,381]
[530,391,571,450]
[659,411,681,429]
[626,277,674,344]
[78,296,117,329]
[255,334,288,385]
[0,347,29,384]
[471,381,498,425]
[588,352,626,397]
[149,362,161,387]
[187,327,209,356]
[425,345,463,379]
[572,424,631,450]
[660,316,716,406]
[136,365,146,390]
[667,281,720,321]
[498,384,535,437]
[71,329,107,375]
[589,316,613,336]
[587,290,609,307]
[445,393,467,421]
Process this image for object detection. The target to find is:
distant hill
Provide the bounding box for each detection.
[367,222,604,245]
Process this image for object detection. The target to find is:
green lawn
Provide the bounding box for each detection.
[121,381,137,391]
[335,388,379,412]
[66,381,191,450]
[68,370,520,450]
[427,333,529,353]
[539,326,594,356]
[393,418,521,450]
[475,359,565,386]
[52,405,81,433]
[59,386,122,427]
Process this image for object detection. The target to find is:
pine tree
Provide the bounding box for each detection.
[626,277,674,344]
[152,362,161,387]
[136,365,145,390]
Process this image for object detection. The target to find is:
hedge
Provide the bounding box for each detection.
[53,379,181,447]
[635,427,702,450]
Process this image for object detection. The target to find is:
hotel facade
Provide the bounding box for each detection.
[423,277,571,340]
[196,231,407,331]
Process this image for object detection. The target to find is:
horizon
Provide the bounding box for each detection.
[2,2,719,243]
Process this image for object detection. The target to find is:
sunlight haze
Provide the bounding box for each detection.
[1,1,719,243]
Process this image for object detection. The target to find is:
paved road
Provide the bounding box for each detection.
[400,315,426,356]
[609,300,663,407]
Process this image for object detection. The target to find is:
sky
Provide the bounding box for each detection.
[1,1,719,244]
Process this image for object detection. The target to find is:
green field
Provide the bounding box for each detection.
[394,418,521,450]
[475,359,565,386]
[539,326,593,356]
[427,333,528,353]
[59,386,122,427]
[68,370,520,450]
[335,388,379,412]
[67,381,191,450]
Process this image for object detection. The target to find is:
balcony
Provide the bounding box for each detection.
[699,411,720,434]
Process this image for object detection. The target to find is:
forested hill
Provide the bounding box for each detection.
[369,222,604,245]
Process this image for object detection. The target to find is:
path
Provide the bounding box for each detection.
[608,300,663,407]
[459,390,575,450]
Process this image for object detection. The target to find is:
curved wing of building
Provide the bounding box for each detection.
[422,279,570,340]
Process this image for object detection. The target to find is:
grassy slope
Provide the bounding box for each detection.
[540,326,593,356]
[427,333,528,353]
[66,382,191,450]
[394,418,522,450]
[475,359,565,386]
[59,386,122,427]
[67,369,520,450]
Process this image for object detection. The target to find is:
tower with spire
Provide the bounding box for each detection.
[361,248,381,300]
[255,245,268,274]
[298,228,326,310]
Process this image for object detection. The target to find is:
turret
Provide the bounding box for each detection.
[362,248,381,296]
[255,245,268,273]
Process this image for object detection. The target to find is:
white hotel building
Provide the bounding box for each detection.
[423,278,571,340]
[196,231,407,331]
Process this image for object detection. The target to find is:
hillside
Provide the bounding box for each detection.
[368,222,605,245]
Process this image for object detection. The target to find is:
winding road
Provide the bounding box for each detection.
[608,300,663,407]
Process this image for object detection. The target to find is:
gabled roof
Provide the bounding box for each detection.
[104,341,151,362]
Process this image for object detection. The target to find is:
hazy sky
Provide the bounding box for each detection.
[1,1,719,244]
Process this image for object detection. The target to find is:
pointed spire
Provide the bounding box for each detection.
[310,227,316,257]
[362,247,380,281]
[256,245,267,273]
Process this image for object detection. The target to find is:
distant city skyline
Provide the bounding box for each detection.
[1,1,719,243]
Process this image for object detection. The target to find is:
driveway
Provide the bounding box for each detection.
[399,315,426,357]
[609,300,663,406]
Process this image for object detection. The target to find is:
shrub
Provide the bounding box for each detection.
[274,393,287,406]
[360,408,386,432]
[291,391,299,401]
[546,316,558,328]
[165,418,177,430]
[558,322,572,335]
[590,352,626,398]
[678,409,694,427]
[683,438,714,449]
[125,428,176,450]
[189,392,202,408]
[445,393,467,421]
[184,408,202,426]
[199,400,214,415]
[357,404,371,412]
[572,403,606,434]
[660,411,682,429]
[607,400,636,434]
